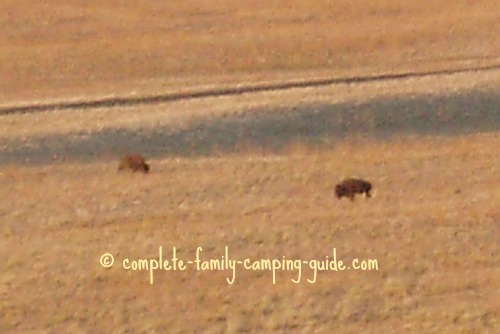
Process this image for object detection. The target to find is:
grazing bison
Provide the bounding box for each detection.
[335,178,372,201]
[118,155,150,173]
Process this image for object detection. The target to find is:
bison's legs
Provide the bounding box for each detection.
[365,190,372,198]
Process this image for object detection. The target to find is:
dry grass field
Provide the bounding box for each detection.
[1,1,499,333]
[0,134,499,333]
[1,0,498,103]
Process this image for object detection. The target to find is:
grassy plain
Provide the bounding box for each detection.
[1,0,498,103]
[0,1,499,333]
[1,133,499,333]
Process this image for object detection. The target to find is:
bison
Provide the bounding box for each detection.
[335,178,372,201]
[118,154,150,173]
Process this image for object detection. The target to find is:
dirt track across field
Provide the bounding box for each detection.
[1,85,498,166]
[1,1,499,333]
[1,62,499,115]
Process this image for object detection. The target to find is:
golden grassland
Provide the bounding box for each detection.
[1,0,499,102]
[1,1,499,332]
[1,68,498,140]
[1,133,498,333]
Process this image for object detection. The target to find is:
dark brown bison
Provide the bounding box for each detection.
[118,155,150,173]
[335,178,372,201]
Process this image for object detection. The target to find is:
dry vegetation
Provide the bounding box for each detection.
[1,1,499,333]
[1,134,499,333]
[1,0,498,103]
[1,68,498,140]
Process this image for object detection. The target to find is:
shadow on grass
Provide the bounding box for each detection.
[1,88,499,166]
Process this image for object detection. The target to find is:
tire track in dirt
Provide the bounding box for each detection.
[1,63,499,115]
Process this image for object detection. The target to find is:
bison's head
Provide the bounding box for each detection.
[335,185,346,199]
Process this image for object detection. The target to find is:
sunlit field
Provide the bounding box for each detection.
[1,1,499,333]
[1,0,498,102]
[1,132,499,333]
